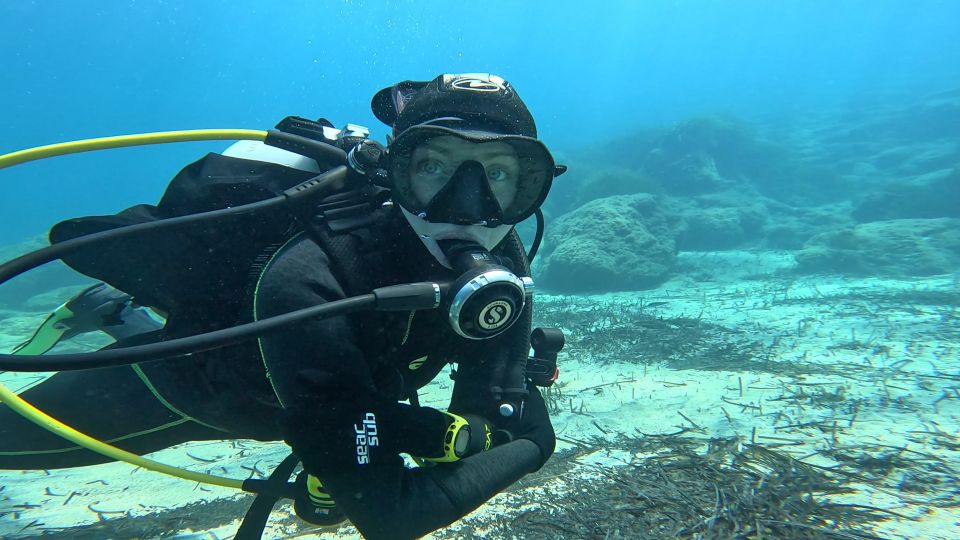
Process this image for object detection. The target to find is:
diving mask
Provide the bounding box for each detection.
[387,124,558,227]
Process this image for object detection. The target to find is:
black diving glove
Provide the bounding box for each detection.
[510,385,556,470]
[281,369,453,475]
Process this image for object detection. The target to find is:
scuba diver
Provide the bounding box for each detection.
[0,73,564,540]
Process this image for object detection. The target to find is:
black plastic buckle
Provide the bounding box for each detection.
[527,356,559,388]
[527,327,564,388]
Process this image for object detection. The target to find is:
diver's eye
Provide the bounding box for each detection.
[416,159,447,177]
[486,166,512,183]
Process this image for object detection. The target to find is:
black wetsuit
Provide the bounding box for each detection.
[0,208,548,540]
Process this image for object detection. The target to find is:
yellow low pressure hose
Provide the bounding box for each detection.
[0,380,245,489]
[0,129,268,170]
[0,128,279,492]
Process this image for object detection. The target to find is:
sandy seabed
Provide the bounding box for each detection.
[1,250,957,539]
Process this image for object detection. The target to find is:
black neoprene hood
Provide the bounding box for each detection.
[371,73,538,138]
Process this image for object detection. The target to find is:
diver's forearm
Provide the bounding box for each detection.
[325,439,542,540]
[425,438,541,518]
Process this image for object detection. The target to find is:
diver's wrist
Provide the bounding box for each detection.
[422,412,493,463]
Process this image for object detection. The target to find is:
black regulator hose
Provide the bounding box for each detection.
[0,295,374,371]
[0,281,441,372]
[0,167,349,290]
[528,208,545,263]
[0,165,442,372]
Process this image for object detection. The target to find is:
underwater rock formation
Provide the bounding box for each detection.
[541,161,663,219]
[535,194,677,292]
[761,202,854,250]
[853,167,960,222]
[539,88,960,289]
[647,151,735,195]
[572,166,660,214]
[825,88,960,149]
[795,218,960,276]
[667,192,768,251]
[641,116,808,200]
[803,88,960,200]
[647,118,779,179]
[552,114,848,252]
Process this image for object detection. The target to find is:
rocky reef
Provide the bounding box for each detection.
[534,88,960,293]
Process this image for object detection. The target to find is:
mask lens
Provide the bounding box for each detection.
[389,127,555,225]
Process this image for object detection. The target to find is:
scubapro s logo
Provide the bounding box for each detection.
[478,300,512,330]
[451,76,504,92]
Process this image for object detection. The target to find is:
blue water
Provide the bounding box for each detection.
[3,3,960,538]
[1,0,959,243]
